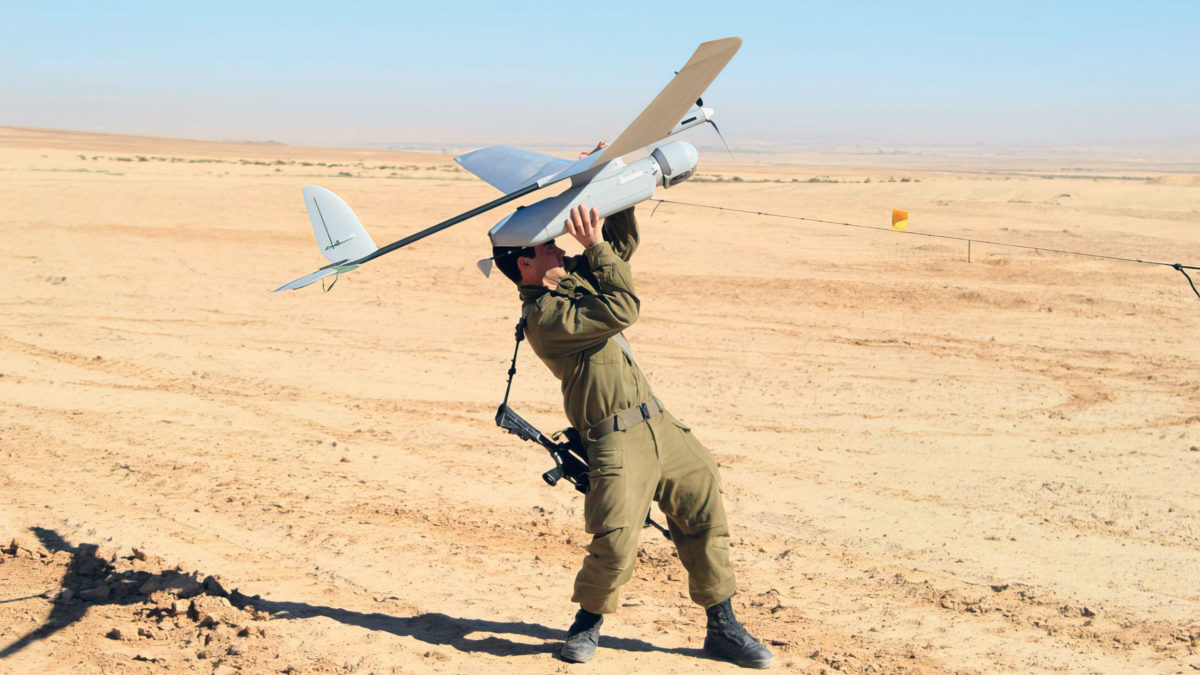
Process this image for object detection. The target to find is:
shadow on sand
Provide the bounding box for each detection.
[1,527,100,658]
[237,596,702,660]
[1,527,700,663]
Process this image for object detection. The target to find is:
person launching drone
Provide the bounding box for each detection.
[491,191,774,668]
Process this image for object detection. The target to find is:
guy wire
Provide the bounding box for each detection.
[648,198,1200,300]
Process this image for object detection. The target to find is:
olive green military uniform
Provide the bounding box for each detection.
[518,209,736,614]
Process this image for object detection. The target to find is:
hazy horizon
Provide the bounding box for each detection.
[3,2,1197,153]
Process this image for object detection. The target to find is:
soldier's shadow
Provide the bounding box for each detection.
[1,527,700,661]
[0,527,118,658]
[238,596,702,659]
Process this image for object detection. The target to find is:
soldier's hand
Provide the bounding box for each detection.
[579,140,607,158]
[566,204,603,249]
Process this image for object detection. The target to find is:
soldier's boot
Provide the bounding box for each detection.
[560,608,604,663]
[703,599,774,669]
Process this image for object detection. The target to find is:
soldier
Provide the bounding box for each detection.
[491,196,774,669]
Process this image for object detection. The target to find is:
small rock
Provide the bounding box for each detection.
[203,575,229,597]
[147,590,174,612]
[161,571,203,598]
[226,642,244,656]
[767,638,792,647]
[7,536,48,558]
[138,627,154,639]
[132,547,148,561]
[56,589,75,603]
[79,585,110,602]
[105,628,123,640]
[139,577,163,595]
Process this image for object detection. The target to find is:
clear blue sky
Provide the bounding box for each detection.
[2,1,1197,149]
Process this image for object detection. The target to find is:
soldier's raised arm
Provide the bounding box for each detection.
[534,205,640,357]
[579,140,639,263]
[601,208,639,262]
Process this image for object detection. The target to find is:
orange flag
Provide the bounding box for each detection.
[892,209,908,231]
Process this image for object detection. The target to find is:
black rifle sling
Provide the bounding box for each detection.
[499,315,527,409]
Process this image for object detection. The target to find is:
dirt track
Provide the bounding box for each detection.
[2,127,1199,673]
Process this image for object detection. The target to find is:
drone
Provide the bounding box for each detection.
[275,37,741,292]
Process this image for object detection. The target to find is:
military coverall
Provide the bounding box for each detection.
[518,208,736,614]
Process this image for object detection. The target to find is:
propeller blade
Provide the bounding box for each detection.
[709,120,732,156]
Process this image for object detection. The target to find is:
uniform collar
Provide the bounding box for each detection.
[518,284,547,303]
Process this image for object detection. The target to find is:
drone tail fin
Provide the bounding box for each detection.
[274,186,378,292]
[302,185,379,263]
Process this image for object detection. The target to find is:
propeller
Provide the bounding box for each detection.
[693,94,731,156]
[708,117,732,156]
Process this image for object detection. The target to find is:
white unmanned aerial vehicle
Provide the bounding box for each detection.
[275,37,741,292]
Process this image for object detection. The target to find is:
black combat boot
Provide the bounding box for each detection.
[560,608,604,663]
[703,599,774,668]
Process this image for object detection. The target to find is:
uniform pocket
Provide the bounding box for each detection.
[586,436,625,472]
[583,435,628,533]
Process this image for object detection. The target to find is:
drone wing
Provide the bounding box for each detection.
[454,145,572,194]
[455,37,741,196]
[528,37,741,189]
[596,37,741,162]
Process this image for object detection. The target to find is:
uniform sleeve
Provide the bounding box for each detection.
[601,207,639,262]
[535,241,639,357]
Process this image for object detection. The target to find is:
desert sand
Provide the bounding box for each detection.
[1,126,1198,674]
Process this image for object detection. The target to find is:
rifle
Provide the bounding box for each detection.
[495,404,589,492]
[496,320,670,540]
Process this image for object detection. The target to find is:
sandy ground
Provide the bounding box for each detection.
[1,126,1199,674]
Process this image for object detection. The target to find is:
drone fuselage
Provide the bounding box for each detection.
[487,140,698,248]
